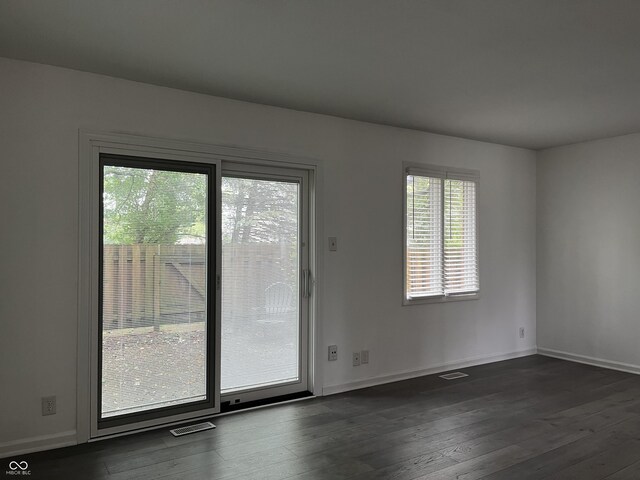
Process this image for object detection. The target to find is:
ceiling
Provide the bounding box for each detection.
[2,0,640,150]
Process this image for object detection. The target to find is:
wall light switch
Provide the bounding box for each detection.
[353,352,360,366]
[328,237,337,251]
[361,350,369,364]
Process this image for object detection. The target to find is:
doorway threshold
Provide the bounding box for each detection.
[219,391,314,415]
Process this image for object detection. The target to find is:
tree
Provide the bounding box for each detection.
[103,166,299,247]
[103,166,207,245]
[221,177,298,245]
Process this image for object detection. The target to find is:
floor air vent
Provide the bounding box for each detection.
[439,372,469,380]
[170,421,216,437]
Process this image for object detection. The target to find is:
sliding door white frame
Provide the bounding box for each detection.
[78,131,322,443]
[220,162,310,405]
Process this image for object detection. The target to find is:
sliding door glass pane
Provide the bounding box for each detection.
[221,177,299,393]
[101,164,208,418]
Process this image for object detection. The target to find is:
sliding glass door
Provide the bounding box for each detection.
[98,154,216,429]
[221,164,309,404]
[93,150,309,435]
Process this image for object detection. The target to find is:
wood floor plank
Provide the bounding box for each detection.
[170,450,373,480]
[350,450,457,480]
[542,436,640,480]
[604,459,640,479]
[103,436,224,474]
[109,444,298,480]
[417,444,532,480]
[481,417,640,480]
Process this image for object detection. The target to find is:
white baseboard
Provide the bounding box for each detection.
[0,430,77,459]
[322,348,538,396]
[537,347,640,375]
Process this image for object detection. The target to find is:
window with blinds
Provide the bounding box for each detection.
[405,165,479,302]
[406,175,442,297]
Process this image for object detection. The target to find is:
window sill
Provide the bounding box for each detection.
[403,292,480,306]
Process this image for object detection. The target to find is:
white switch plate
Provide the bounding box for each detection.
[353,352,360,366]
[361,350,369,364]
[328,237,337,251]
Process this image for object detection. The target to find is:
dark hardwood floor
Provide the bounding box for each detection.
[13,355,640,479]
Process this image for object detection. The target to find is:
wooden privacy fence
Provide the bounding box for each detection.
[221,243,297,323]
[406,246,470,294]
[103,244,206,330]
[103,243,296,330]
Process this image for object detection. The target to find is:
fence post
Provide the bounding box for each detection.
[132,245,143,325]
[118,245,127,329]
[153,245,161,332]
[144,246,154,328]
[103,246,114,329]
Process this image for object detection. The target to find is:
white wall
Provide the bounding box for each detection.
[0,57,536,452]
[537,134,640,371]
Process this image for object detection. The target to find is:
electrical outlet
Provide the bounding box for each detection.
[328,345,338,361]
[361,350,369,364]
[328,237,338,251]
[42,396,56,416]
[353,352,360,366]
[519,327,525,338]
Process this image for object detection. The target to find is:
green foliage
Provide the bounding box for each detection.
[103,166,207,245]
[103,167,299,248]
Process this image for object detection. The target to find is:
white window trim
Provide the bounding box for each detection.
[402,162,480,306]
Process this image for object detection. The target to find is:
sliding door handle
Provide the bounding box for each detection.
[302,269,312,298]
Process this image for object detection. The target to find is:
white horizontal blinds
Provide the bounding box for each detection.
[444,178,478,295]
[406,174,443,298]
